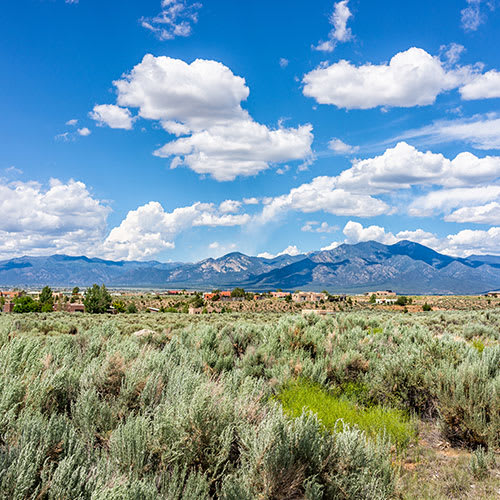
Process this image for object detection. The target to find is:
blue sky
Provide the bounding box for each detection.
[1,0,500,262]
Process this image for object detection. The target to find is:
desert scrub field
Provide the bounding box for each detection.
[0,310,498,499]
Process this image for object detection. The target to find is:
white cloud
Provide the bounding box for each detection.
[99,54,313,180]
[461,0,495,31]
[320,241,341,251]
[343,221,397,245]
[446,202,500,224]
[90,104,134,130]
[279,58,289,68]
[102,201,249,260]
[243,197,259,205]
[303,47,481,109]
[445,227,500,256]
[141,0,202,41]
[77,127,91,137]
[257,245,302,259]
[337,142,500,194]
[335,221,500,257]
[219,199,242,213]
[460,70,500,100]
[301,221,339,233]
[260,176,390,222]
[0,179,110,259]
[394,114,500,150]
[66,119,78,126]
[114,55,248,129]
[155,120,313,181]
[409,186,500,217]
[328,138,359,154]
[440,43,466,65]
[315,0,353,52]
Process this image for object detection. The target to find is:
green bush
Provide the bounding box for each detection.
[277,379,416,448]
[436,346,500,449]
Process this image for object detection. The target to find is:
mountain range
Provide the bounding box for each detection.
[1,241,499,294]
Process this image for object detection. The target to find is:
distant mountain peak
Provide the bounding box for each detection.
[0,241,499,293]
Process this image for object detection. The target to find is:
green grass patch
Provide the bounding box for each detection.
[277,380,416,449]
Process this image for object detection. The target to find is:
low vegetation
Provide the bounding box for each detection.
[0,309,498,498]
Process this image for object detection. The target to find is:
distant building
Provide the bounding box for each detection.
[147,307,160,313]
[66,303,85,313]
[270,292,291,299]
[188,307,203,315]
[367,290,397,298]
[2,302,14,313]
[203,291,243,302]
[292,292,326,303]
[375,298,397,304]
[486,291,499,297]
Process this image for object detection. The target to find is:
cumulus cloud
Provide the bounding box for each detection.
[66,119,78,126]
[445,227,500,255]
[337,142,500,194]
[343,221,397,245]
[330,221,500,257]
[328,138,359,155]
[155,120,313,181]
[460,70,500,99]
[394,113,500,150]
[219,200,242,213]
[95,54,313,180]
[141,0,202,41]
[321,221,442,252]
[446,202,500,224]
[77,127,91,136]
[102,201,249,260]
[0,179,110,259]
[279,58,289,68]
[257,245,302,259]
[301,221,339,233]
[315,0,353,52]
[90,104,134,130]
[260,176,390,222]
[320,241,342,251]
[243,197,259,205]
[303,47,481,109]
[409,186,500,217]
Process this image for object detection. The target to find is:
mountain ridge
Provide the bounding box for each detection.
[0,241,499,294]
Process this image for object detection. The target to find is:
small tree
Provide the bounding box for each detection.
[369,294,376,304]
[191,294,204,308]
[112,300,126,313]
[84,284,112,313]
[231,287,246,298]
[13,296,40,313]
[127,302,138,314]
[72,286,80,295]
[395,296,408,306]
[38,286,54,312]
[422,302,432,311]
